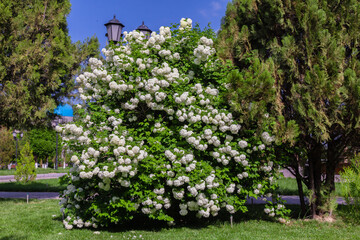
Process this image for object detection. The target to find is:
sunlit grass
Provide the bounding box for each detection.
[0,178,65,192]
[276,177,342,196]
[0,167,70,176]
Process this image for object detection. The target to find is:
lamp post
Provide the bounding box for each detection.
[136,21,152,39]
[12,130,23,167]
[55,128,58,170]
[105,15,125,44]
[52,118,63,170]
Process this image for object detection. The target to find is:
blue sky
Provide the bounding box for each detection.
[54,104,73,117]
[67,0,231,50]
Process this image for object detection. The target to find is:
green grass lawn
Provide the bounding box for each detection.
[0,178,65,192]
[0,199,359,240]
[276,177,343,196]
[0,167,70,176]
[276,177,308,195]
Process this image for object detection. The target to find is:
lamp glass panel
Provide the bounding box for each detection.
[110,24,120,42]
[106,25,112,41]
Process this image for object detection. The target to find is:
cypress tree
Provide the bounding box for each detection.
[0,0,100,129]
[15,141,36,183]
[217,0,360,217]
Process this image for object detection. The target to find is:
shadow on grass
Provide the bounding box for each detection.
[0,198,28,203]
[62,204,305,234]
[336,204,360,225]
[0,181,66,192]
[0,235,27,240]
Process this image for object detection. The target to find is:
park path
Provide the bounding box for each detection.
[0,173,66,183]
[0,191,347,205]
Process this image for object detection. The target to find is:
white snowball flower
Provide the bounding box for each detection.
[179,209,188,216]
[226,205,235,214]
[238,140,248,149]
[179,18,192,30]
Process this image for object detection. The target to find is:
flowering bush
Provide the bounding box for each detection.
[58,18,287,229]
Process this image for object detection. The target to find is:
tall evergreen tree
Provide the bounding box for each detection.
[217,0,360,217]
[0,0,100,130]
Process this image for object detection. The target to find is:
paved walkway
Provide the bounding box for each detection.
[248,195,346,205]
[0,173,66,182]
[0,192,347,205]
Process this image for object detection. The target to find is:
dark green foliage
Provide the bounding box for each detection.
[0,0,100,130]
[15,141,36,183]
[217,0,360,216]
[0,126,15,167]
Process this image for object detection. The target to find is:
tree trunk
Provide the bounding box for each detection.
[326,141,337,193]
[308,143,323,217]
[295,162,307,216]
[308,154,317,217]
[34,155,38,169]
[324,140,341,216]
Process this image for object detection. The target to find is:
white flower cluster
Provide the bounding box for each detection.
[153,122,166,133]
[261,132,275,145]
[63,216,97,230]
[194,46,216,65]
[179,18,192,31]
[264,207,275,217]
[89,58,103,70]
[260,161,274,172]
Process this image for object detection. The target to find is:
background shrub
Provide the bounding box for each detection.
[340,153,360,223]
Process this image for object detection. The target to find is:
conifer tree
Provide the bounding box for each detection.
[15,141,36,183]
[217,0,360,217]
[0,0,100,130]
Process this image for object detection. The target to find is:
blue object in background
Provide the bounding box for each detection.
[54,104,73,117]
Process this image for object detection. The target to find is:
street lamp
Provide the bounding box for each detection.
[136,21,152,39]
[12,130,23,167]
[55,126,58,170]
[105,15,125,44]
[52,118,63,170]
